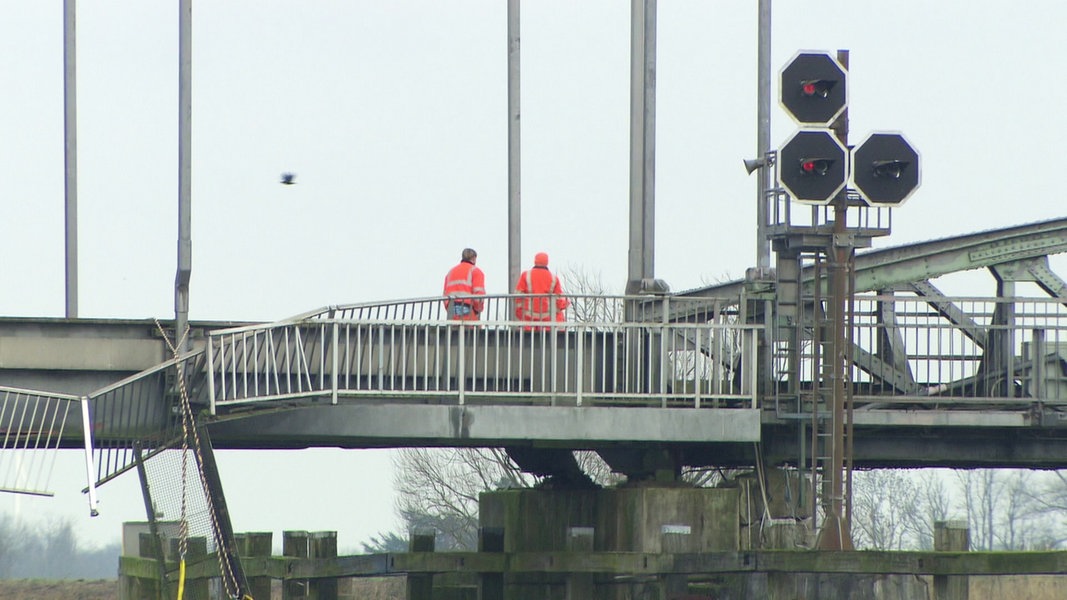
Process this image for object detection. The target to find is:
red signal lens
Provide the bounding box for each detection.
[802,82,817,96]
[800,159,831,176]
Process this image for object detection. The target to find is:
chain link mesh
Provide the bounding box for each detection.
[150,319,245,599]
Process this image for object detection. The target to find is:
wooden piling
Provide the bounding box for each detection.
[283,530,311,599]
[309,531,339,599]
[126,532,162,600]
[407,529,436,600]
[478,527,505,600]
[934,520,970,600]
[236,532,273,600]
[167,536,208,600]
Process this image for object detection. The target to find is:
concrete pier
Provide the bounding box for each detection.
[479,486,739,599]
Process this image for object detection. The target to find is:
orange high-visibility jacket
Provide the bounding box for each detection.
[443,260,486,320]
[515,267,569,325]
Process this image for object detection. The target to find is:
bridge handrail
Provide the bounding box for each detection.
[204,312,760,413]
[256,292,1067,332]
[0,385,82,402]
[202,292,1067,413]
[85,351,201,400]
[248,294,736,330]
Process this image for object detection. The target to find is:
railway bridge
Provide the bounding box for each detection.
[4,216,1067,596]
[4,217,1067,484]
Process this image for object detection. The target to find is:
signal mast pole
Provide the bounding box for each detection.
[818,49,854,550]
[755,0,772,272]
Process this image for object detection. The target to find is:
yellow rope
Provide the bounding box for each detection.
[155,319,249,599]
[177,559,186,600]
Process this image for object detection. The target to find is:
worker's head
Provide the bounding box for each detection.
[462,248,477,262]
[534,252,549,267]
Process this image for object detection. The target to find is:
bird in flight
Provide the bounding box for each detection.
[281,172,296,185]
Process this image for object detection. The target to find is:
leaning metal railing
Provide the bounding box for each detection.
[205,295,759,413]
[83,351,208,489]
[0,386,98,512]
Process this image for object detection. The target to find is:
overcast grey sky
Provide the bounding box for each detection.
[3,1,1067,550]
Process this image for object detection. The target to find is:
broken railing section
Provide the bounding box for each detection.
[0,386,98,515]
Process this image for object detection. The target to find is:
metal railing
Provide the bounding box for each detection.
[0,386,97,512]
[778,294,1067,410]
[289,293,726,324]
[768,188,893,235]
[204,293,1067,415]
[84,353,205,487]
[205,295,760,413]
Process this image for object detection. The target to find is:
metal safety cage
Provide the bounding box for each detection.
[761,147,893,240]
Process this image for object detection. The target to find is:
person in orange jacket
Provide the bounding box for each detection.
[515,252,569,330]
[443,248,486,320]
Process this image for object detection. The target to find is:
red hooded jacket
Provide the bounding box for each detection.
[515,266,568,327]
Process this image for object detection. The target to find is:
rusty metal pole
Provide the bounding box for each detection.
[755,0,772,272]
[817,49,854,551]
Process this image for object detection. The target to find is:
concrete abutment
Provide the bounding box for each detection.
[475,484,932,600]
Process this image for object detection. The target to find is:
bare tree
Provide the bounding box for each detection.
[1023,470,1067,548]
[849,468,1062,552]
[0,514,29,577]
[574,451,625,487]
[958,469,999,550]
[912,470,953,549]
[392,447,538,550]
[0,513,118,578]
[956,469,1053,550]
[558,264,621,323]
[999,471,1033,549]
[41,519,79,578]
[851,469,930,550]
